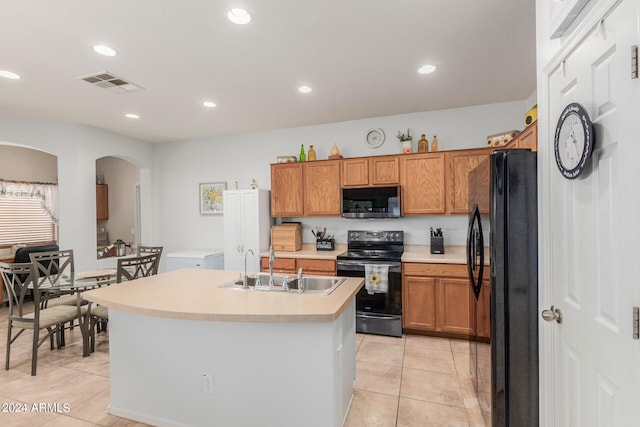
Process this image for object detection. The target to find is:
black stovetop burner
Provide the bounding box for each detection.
[337,230,404,261]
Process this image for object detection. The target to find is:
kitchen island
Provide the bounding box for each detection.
[84,269,364,427]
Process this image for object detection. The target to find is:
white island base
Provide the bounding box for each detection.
[107,302,356,427]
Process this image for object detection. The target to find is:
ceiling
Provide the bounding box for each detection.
[0,0,537,143]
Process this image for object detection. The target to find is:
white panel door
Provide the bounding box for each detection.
[546,1,640,425]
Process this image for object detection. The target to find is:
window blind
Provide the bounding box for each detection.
[0,197,57,246]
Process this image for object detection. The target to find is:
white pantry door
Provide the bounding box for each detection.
[546,0,640,425]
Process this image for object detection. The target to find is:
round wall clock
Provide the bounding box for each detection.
[366,128,385,148]
[554,102,594,179]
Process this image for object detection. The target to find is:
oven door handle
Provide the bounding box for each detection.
[337,262,402,272]
[356,314,401,320]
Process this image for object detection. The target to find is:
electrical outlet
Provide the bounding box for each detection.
[202,373,214,394]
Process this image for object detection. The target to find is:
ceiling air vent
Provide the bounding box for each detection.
[79,71,144,94]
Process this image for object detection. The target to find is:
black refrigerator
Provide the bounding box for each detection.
[467,149,539,427]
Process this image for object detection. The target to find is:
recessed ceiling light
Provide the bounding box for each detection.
[418,64,437,75]
[227,8,251,25]
[298,86,313,94]
[93,45,118,57]
[202,101,217,108]
[0,70,21,80]
[125,113,140,119]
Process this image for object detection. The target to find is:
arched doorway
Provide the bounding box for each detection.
[95,156,140,259]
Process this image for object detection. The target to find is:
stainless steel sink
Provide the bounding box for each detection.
[219,274,346,295]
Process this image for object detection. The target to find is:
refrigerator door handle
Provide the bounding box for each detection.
[467,205,484,299]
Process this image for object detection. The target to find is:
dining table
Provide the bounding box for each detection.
[35,268,117,357]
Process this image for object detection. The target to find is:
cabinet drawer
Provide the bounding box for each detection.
[297,258,336,275]
[261,257,297,273]
[403,262,468,278]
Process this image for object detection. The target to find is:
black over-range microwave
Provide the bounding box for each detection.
[341,186,400,218]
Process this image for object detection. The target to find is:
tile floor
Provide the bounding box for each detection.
[0,303,490,426]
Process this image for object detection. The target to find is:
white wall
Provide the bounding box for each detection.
[154,100,528,253]
[0,100,529,269]
[0,117,153,271]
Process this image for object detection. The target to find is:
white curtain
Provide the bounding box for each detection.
[0,179,59,224]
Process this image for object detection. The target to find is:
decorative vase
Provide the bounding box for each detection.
[417,134,429,153]
[402,139,413,154]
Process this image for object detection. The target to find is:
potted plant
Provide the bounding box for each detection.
[396,129,413,154]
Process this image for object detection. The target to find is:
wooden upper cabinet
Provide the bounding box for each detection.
[342,155,399,187]
[303,160,341,216]
[400,153,446,215]
[342,158,370,187]
[96,184,109,220]
[446,149,491,215]
[517,121,537,151]
[271,163,304,217]
[371,156,400,185]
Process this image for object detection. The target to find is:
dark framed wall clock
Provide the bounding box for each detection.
[554,102,595,179]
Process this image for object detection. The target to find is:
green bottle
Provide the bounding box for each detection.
[299,144,306,162]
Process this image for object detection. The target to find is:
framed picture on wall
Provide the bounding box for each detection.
[199,182,226,215]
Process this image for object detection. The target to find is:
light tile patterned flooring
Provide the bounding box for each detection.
[0,303,490,426]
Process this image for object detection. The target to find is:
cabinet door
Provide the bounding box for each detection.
[447,151,490,215]
[297,258,336,276]
[271,163,304,217]
[303,160,341,216]
[370,156,400,185]
[342,158,369,187]
[96,184,109,220]
[439,278,473,335]
[517,121,537,151]
[400,153,445,214]
[402,276,437,331]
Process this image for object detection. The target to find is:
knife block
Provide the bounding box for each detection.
[430,236,444,254]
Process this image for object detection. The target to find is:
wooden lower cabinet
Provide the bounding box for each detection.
[402,276,437,331]
[261,257,336,276]
[439,277,473,335]
[476,280,491,339]
[403,262,489,339]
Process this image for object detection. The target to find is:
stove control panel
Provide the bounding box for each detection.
[348,230,404,243]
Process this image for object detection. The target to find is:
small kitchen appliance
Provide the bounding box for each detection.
[341,187,400,218]
[337,230,404,337]
[115,239,127,257]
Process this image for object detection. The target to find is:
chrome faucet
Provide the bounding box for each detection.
[243,249,255,288]
[297,267,304,293]
[268,245,275,289]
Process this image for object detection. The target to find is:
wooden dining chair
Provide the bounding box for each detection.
[1,262,82,376]
[90,253,160,352]
[137,245,163,274]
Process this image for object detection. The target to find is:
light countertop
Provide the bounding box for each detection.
[83,269,364,323]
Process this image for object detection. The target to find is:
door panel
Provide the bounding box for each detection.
[546,2,639,425]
